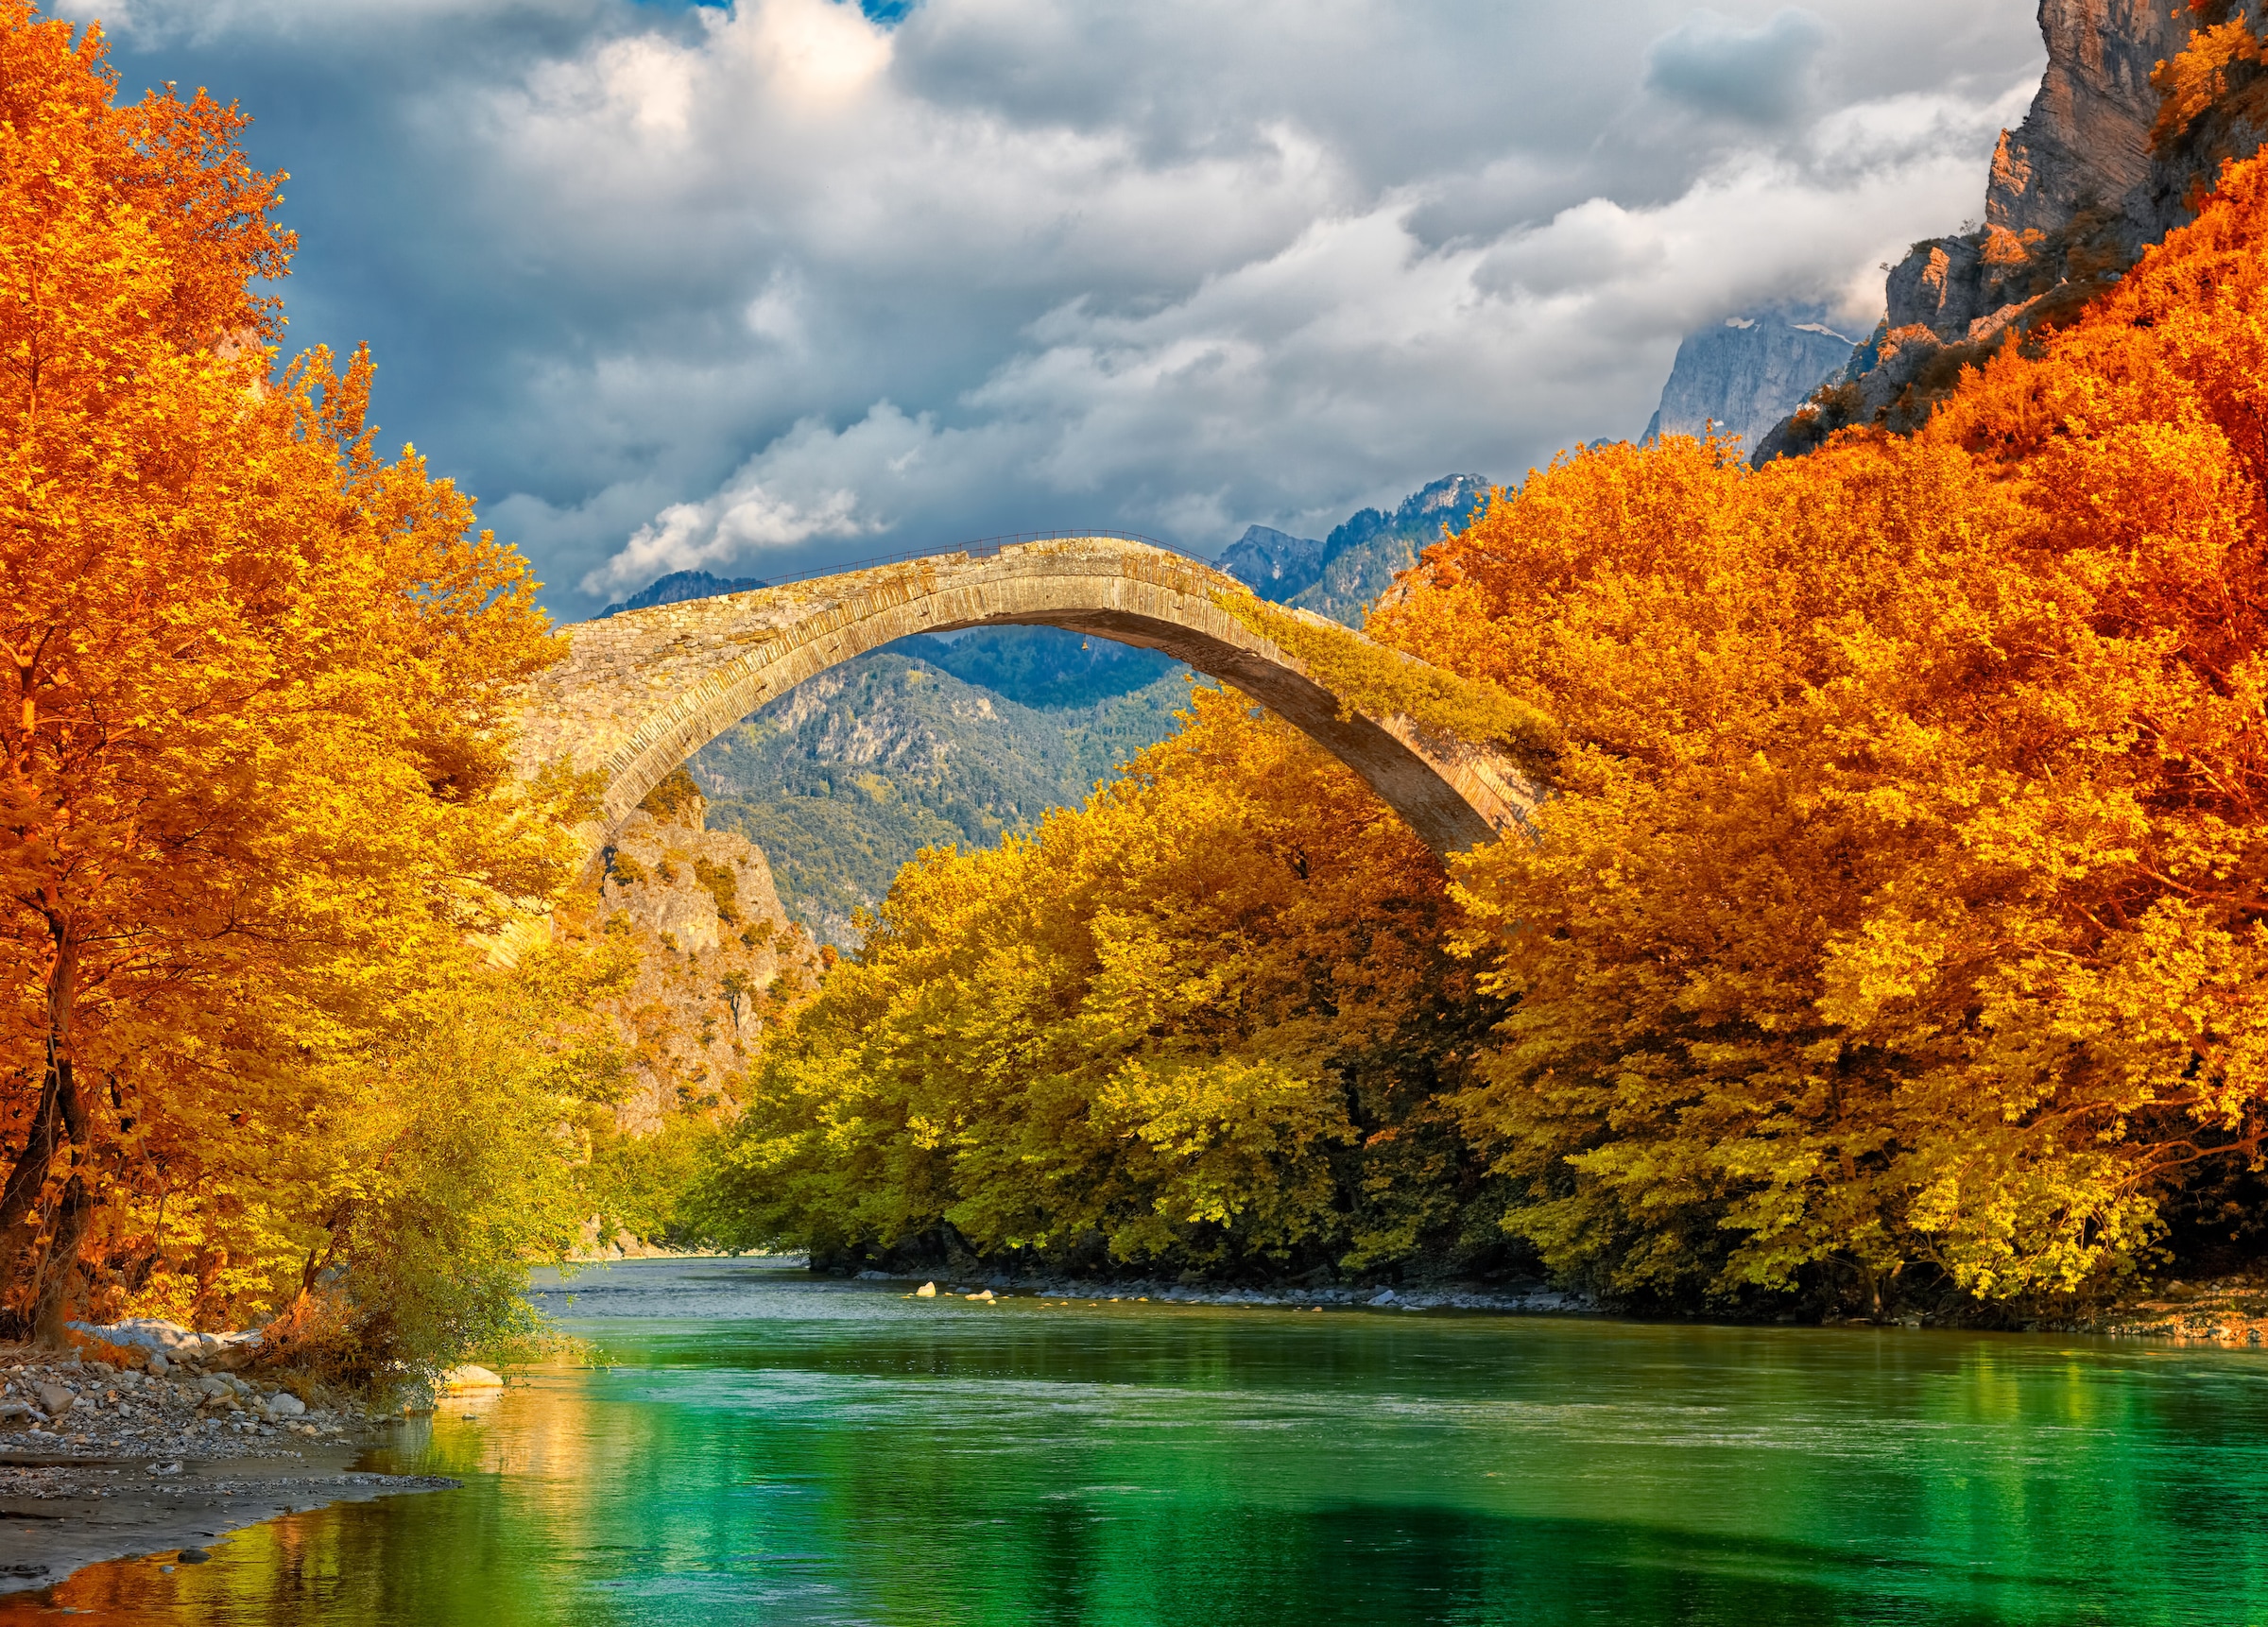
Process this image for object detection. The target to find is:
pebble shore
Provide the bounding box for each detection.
[0,1340,453,1595]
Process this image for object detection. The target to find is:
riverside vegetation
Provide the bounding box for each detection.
[12,0,2268,1415]
[702,146,2268,1324]
[0,5,680,1388]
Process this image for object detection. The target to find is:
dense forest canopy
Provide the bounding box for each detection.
[13,0,2268,1363]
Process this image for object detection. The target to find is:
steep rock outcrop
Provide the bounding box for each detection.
[1761,0,2267,457]
[590,776,818,1131]
[1641,306,1855,454]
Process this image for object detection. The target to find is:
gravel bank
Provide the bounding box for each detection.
[0,1344,453,1594]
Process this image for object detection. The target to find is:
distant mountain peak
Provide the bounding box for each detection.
[1217,525,1329,601]
[598,568,768,619]
[1641,302,1856,454]
[1218,474,1493,622]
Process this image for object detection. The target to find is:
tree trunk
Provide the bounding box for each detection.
[2,930,83,1321]
[0,1048,69,1309]
[30,1173,92,1347]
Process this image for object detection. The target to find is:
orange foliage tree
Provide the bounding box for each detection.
[1366,152,2268,1310]
[0,4,572,1341]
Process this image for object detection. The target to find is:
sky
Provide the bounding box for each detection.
[62,0,2047,619]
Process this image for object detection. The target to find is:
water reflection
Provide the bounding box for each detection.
[8,1259,2268,1625]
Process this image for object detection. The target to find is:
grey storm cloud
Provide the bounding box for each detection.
[1644,9,1832,127]
[60,0,2044,619]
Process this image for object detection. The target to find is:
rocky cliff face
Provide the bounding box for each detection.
[587,777,819,1132]
[1641,305,1856,454]
[1761,0,2267,457]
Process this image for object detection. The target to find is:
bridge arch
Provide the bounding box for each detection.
[513,538,1534,863]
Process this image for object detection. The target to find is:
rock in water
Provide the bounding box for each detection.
[915,1282,937,1297]
[177,1548,211,1565]
[1641,307,1855,455]
[438,1365,504,1393]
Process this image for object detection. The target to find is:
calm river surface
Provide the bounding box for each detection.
[9,1257,2268,1625]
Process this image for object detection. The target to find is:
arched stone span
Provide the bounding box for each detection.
[513,538,1536,860]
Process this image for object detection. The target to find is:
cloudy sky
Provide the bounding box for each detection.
[66,0,2044,618]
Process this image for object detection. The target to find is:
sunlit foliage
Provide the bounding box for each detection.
[0,2,589,1365]
[1366,150,2268,1308]
[702,688,1508,1277]
[713,150,2268,1316]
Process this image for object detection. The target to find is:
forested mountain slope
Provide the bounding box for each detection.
[693,645,1194,943]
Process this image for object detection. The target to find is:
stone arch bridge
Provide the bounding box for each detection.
[513,537,1535,865]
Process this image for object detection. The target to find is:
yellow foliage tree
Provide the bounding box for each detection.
[0,4,576,1344]
[703,688,1507,1276]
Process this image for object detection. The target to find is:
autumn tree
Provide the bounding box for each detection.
[702,687,1508,1278]
[0,4,574,1343]
[1363,151,2268,1311]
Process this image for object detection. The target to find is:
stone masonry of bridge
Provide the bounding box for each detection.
[512,538,1537,864]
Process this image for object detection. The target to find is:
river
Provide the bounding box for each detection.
[4,1257,2266,1624]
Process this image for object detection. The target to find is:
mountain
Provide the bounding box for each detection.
[692,651,1193,944]
[599,568,768,619]
[903,625,1177,709]
[1759,0,2265,458]
[1217,525,1330,601]
[1220,474,1493,625]
[1641,305,1855,454]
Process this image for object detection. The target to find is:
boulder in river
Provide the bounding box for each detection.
[439,1365,504,1393]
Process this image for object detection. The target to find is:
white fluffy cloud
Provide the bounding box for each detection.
[76,0,2045,614]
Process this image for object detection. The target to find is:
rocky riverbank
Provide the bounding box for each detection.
[2090,1278,2268,1347]
[864,1269,1600,1315]
[859,1265,2268,1340]
[0,1339,454,1595]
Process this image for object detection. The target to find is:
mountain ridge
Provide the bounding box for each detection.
[599,568,768,619]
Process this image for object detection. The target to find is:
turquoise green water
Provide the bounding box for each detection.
[10,1258,2268,1625]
